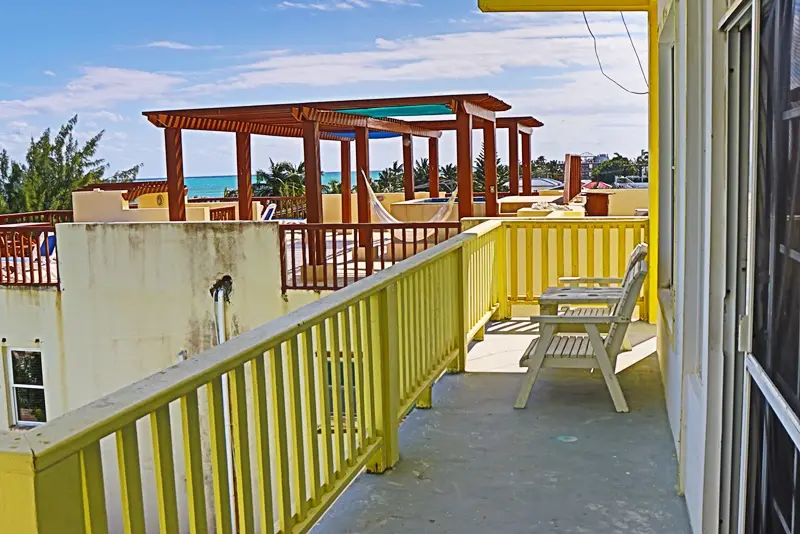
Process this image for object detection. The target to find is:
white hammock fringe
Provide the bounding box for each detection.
[362,171,458,243]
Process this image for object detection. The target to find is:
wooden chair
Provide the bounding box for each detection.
[556,242,648,290]
[514,260,648,412]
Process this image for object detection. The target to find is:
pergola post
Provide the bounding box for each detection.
[521,131,532,196]
[483,120,498,217]
[236,132,252,220]
[303,121,323,224]
[402,134,414,201]
[508,124,519,196]
[428,137,439,198]
[164,128,186,221]
[456,108,474,218]
[355,127,371,246]
[340,141,352,223]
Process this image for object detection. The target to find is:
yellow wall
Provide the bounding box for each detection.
[322,192,430,223]
[73,191,215,222]
[607,189,650,216]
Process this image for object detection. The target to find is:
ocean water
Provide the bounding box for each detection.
[139,171,382,198]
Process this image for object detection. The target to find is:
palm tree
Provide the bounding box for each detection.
[323,179,342,194]
[439,164,458,193]
[253,160,306,196]
[374,161,404,193]
[413,158,429,191]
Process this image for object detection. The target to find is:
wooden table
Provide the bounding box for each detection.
[539,286,623,315]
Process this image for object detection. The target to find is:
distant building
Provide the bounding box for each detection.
[580,153,609,180]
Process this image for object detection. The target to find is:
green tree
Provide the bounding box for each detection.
[635,150,649,177]
[531,156,564,180]
[0,115,140,213]
[473,143,510,193]
[592,153,638,183]
[413,158,430,191]
[374,161,404,193]
[253,159,306,196]
[323,179,342,194]
[439,164,458,193]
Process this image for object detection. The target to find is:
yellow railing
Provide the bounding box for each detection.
[465,217,650,321]
[0,221,503,534]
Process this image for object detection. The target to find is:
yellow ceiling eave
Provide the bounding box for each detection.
[478,0,650,12]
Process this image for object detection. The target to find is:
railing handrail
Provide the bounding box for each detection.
[188,196,305,202]
[0,210,73,226]
[0,220,497,470]
[282,222,461,229]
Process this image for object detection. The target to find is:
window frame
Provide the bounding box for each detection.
[7,347,47,428]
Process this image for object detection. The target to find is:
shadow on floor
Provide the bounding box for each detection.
[314,330,689,534]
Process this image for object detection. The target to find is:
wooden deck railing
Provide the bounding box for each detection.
[0,220,502,534]
[209,205,236,221]
[280,222,462,292]
[0,210,73,226]
[463,217,650,321]
[190,196,307,219]
[0,225,59,287]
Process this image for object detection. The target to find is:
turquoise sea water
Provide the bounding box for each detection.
[139,171,382,198]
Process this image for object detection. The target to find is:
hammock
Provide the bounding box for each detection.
[362,171,458,242]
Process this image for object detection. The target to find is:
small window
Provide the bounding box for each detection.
[8,349,46,426]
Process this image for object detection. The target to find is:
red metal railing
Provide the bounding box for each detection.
[280,222,461,292]
[209,205,236,221]
[190,197,307,220]
[0,225,59,287]
[0,210,73,226]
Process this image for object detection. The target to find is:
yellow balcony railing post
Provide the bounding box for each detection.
[367,284,400,474]
[493,224,510,320]
[0,443,89,534]
[448,245,468,373]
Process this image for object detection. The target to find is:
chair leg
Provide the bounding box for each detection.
[585,325,629,413]
[514,325,552,409]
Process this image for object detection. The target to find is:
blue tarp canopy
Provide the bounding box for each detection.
[335,131,402,140]
[339,104,453,118]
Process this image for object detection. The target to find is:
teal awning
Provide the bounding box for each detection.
[339,104,453,118]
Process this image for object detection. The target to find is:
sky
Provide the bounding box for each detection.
[0,1,649,178]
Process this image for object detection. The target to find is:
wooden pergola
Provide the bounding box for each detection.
[142,94,511,223]
[410,116,544,216]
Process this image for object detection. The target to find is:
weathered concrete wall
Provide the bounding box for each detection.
[0,288,66,427]
[53,222,316,410]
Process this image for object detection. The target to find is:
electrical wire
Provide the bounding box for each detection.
[621,12,649,88]
[582,12,648,96]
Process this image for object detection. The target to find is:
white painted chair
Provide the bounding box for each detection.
[514,260,648,413]
[557,242,648,290]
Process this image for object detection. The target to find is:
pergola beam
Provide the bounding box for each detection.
[146,114,352,142]
[293,107,442,138]
[411,116,542,132]
[461,101,496,122]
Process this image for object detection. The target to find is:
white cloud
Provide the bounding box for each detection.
[142,41,222,50]
[43,70,56,77]
[83,110,125,123]
[187,14,646,93]
[0,67,185,120]
[277,0,418,9]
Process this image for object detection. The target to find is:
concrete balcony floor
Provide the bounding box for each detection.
[315,322,690,533]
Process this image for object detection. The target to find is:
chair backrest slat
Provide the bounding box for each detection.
[606,260,648,355]
[609,243,648,316]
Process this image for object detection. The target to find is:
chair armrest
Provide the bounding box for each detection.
[529,315,621,324]
[558,276,623,286]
